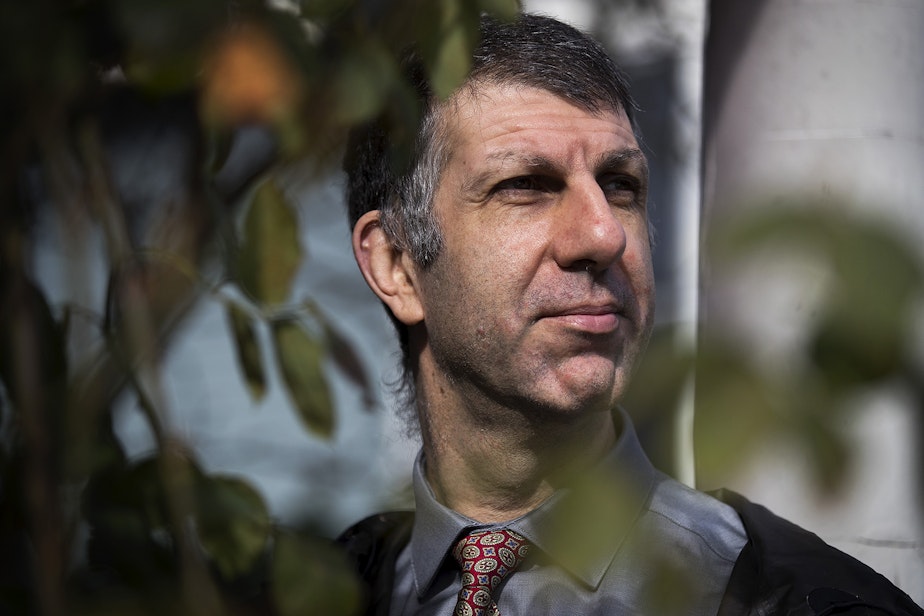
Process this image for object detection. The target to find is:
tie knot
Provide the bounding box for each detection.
[451,529,530,615]
[452,529,530,609]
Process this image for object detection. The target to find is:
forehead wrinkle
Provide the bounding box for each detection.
[489,150,561,172]
[482,146,647,181]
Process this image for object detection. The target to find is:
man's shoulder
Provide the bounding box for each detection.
[337,511,414,569]
[332,496,924,616]
[338,511,415,541]
[337,511,414,604]
[713,489,924,616]
[646,472,749,564]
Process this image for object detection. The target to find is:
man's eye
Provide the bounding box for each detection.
[495,176,547,193]
[599,175,641,204]
[600,175,639,193]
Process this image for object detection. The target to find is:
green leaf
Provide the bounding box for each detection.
[272,530,362,616]
[713,205,923,388]
[271,318,334,437]
[324,320,375,409]
[195,475,271,580]
[809,304,903,388]
[83,458,163,538]
[619,325,695,474]
[114,0,226,57]
[793,411,852,495]
[225,301,267,402]
[305,301,375,410]
[299,0,352,20]
[639,552,698,616]
[477,0,520,21]
[693,338,782,488]
[622,325,695,422]
[113,0,227,94]
[81,456,182,582]
[122,48,202,95]
[237,179,303,305]
[429,0,477,99]
[331,41,399,124]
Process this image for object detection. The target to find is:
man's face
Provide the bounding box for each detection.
[414,83,655,418]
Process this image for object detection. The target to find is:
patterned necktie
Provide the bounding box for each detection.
[451,529,530,616]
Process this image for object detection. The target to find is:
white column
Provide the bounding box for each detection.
[701,0,924,602]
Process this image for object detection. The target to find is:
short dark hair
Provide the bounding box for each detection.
[344,12,639,417]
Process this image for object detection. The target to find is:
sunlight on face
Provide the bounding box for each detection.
[415,84,655,418]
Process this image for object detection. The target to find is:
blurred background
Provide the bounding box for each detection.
[1,0,921,613]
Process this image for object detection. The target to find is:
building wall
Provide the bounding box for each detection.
[701,0,924,601]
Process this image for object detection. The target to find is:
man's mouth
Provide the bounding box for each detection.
[539,303,623,334]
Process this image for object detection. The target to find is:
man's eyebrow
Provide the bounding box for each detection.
[460,152,560,195]
[459,148,648,196]
[484,151,562,174]
[595,148,649,177]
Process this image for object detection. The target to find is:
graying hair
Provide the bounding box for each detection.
[344,13,646,427]
[378,106,448,268]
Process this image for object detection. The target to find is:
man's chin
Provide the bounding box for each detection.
[525,373,622,419]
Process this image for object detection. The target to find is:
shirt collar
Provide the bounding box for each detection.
[409,454,479,596]
[409,407,662,595]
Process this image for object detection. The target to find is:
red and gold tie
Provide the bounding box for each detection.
[451,529,530,616]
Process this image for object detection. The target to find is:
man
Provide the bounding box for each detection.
[339,12,923,616]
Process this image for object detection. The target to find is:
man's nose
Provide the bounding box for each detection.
[551,181,627,273]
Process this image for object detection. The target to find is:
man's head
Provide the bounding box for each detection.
[346,13,654,423]
[346,13,640,265]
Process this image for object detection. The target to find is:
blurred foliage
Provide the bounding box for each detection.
[629,203,924,493]
[0,0,517,614]
[2,0,922,614]
[700,204,924,491]
[235,178,303,307]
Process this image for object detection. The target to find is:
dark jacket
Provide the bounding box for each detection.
[338,490,923,615]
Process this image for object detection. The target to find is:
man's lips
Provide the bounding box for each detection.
[538,304,623,334]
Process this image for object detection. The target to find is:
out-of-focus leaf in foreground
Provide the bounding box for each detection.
[271,318,334,438]
[304,301,376,410]
[701,202,924,493]
[711,205,924,389]
[115,0,227,94]
[428,0,478,99]
[236,178,303,306]
[82,456,178,582]
[331,40,399,124]
[693,337,783,487]
[477,0,520,21]
[272,530,362,616]
[195,474,271,580]
[225,301,267,403]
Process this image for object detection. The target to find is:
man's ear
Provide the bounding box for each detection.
[352,210,425,326]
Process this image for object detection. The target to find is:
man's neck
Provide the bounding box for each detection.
[415,379,618,524]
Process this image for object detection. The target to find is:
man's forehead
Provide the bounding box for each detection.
[448,80,628,127]
[439,83,638,162]
[482,147,646,167]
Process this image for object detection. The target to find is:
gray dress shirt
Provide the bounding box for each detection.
[389,408,748,615]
